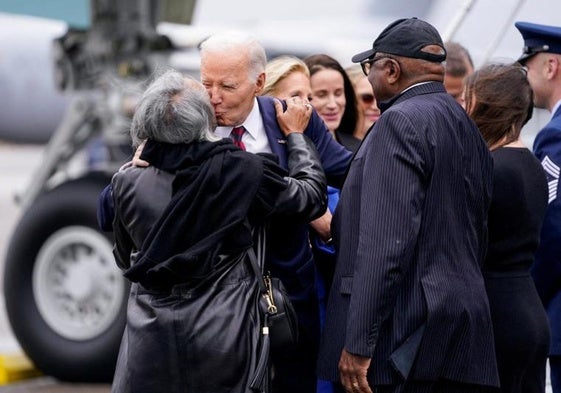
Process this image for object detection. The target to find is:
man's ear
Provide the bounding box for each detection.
[546,56,561,80]
[386,59,401,85]
[255,72,266,94]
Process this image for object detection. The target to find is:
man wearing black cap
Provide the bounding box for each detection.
[516,20,561,393]
[317,17,499,393]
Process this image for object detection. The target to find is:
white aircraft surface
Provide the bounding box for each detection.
[0,0,559,143]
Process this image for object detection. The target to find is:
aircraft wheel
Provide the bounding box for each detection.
[4,177,128,382]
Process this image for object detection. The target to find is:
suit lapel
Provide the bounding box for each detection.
[257,96,288,168]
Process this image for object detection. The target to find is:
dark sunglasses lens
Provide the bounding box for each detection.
[361,94,374,104]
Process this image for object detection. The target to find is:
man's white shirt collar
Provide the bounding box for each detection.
[551,99,561,118]
[400,81,432,95]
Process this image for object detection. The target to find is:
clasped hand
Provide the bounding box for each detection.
[274,96,313,136]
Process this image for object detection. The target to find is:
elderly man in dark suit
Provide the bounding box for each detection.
[198,31,351,393]
[317,18,499,393]
[98,31,352,393]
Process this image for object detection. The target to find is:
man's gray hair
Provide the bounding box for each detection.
[130,69,218,147]
[199,30,267,82]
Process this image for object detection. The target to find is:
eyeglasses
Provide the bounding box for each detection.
[360,56,398,76]
[359,93,375,105]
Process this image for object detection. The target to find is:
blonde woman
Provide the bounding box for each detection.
[346,64,380,136]
[262,55,312,102]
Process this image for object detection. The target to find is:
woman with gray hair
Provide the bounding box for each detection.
[129,71,219,147]
[109,69,327,393]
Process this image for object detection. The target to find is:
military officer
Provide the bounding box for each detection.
[516,20,561,393]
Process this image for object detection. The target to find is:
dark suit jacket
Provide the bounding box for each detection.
[317,82,499,387]
[532,105,561,354]
[255,96,351,328]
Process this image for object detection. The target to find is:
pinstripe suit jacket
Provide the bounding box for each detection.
[317,82,499,387]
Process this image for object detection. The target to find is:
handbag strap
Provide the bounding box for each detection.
[248,225,267,293]
[248,226,280,317]
[247,247,267,294]
[248,225,272,392]
[254,224,266,272]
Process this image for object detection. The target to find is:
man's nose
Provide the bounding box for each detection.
[206,87,220,103]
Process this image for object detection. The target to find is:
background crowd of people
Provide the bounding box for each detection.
[99,15,561,393]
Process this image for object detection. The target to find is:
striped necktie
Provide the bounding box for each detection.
[230,126,246,150]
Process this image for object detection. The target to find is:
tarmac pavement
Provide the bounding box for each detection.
[0,142,30,356]
[0,377,110,393]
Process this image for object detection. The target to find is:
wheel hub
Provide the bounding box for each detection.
[33,226,126,340]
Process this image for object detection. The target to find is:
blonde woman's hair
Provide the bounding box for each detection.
[262,55,310,97]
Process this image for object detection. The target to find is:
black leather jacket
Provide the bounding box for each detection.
[111,132,327,271]
[272,132,327,218]
[109,133,327,393]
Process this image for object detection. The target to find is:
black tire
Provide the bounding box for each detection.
[4,175,128,382]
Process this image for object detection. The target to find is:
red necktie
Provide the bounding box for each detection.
[230,126,246,150]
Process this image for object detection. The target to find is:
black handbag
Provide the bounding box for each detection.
[248,227,299,392]
[248,227,299,351]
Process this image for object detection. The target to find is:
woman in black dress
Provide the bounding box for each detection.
[464,63,550,393]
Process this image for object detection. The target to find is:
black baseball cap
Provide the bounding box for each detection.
[352,17,446,63]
